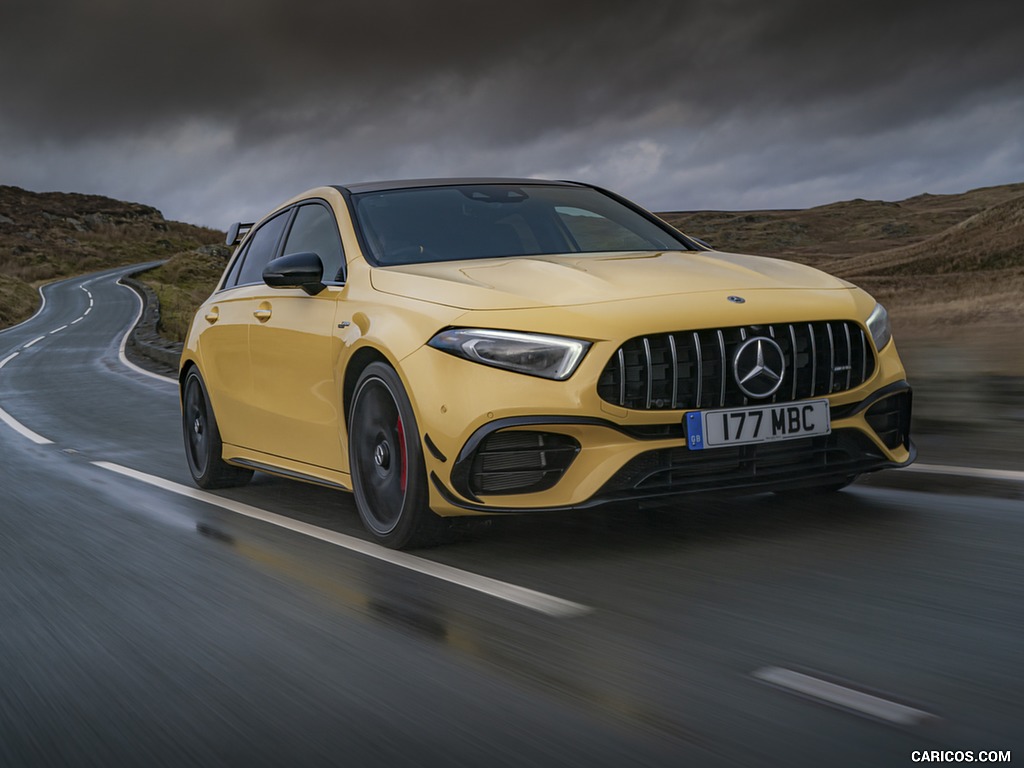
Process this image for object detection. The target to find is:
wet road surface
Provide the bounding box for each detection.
[1,268,1021,766]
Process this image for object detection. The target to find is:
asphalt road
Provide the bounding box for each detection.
[1,267,1021,767]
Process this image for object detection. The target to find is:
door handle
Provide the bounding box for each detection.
[204,308,219,324]
[253,309,272,321]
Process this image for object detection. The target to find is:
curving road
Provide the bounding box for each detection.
[1,267,1021,767]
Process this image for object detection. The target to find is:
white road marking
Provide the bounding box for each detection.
[902,462,1024,483]
[50,325,69,334]
[115,277,176,382]
[752,667,936,726]
[93,461,592,618]
[23,335,45,348]
[0,352,19,370]
[71,317,83,324]
[0,405,54,444]
[84,307,91,315]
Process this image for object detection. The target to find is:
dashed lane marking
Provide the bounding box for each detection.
[93,461,593,619]
[0,404,53,445]
[753,667,937,726]
[50,325,68,334]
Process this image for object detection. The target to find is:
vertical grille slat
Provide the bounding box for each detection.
[808,323,817,397]
[617,348,625,406]
[668,335,679,409]
[826,323,836,394]
[597,320,876,411]
[643,338,653,409]
[717,330,727,407]
[789,324,799,401]
[844,323,853,390]
[693,332,703,409]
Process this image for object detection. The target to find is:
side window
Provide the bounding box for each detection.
[282,203,346,283]
[222,240,250,289]
[236,211,290,286]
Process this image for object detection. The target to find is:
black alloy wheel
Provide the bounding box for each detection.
[349,362,444,549]
[182,369,253,489]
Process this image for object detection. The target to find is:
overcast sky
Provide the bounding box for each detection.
[2,0,1022,228]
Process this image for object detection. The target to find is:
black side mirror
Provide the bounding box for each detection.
[263,252,326,295]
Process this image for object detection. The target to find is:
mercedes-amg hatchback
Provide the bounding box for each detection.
[180,179,914,548]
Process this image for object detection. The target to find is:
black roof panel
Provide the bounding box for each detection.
[335,177,584,195]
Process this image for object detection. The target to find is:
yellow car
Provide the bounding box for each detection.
[180,179,914,548]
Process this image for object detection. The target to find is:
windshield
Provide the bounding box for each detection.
[350,184,692,266]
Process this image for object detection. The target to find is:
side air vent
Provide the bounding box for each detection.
[467,431,580,496]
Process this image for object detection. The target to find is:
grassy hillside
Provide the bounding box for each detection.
[139,247,231,342]
[662,182,1024,265]
[0,273,39,328]
[3,181,1023,353]
[0,184,224,329]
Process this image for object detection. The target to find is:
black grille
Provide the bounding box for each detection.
[597,321,875,410]
[866,391,912,450]
[600,429,886,498]
[469,431,580,495]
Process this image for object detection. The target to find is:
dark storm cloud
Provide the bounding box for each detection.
[5,0,1020,140]
[1,0,1022,225]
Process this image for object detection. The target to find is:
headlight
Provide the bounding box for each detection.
[866,303,892,351]
[428,328,591,380]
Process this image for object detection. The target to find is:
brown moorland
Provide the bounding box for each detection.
[0,184,223,330]
[2,181,1022,370]
[664,182,1024,363]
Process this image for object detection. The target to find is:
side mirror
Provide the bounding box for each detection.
[263,252,326,296]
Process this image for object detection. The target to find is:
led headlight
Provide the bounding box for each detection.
[428,328,591,380]
[866,303,892,351]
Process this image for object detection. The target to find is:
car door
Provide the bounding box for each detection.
[246,201,347,471]
[198,210,291,450]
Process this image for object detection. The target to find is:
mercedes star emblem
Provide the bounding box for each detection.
[733,337,786,398]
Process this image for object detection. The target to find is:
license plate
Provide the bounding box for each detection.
[685,400,830,450]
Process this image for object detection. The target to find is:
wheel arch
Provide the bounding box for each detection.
[179,359,198,405]
[342,346,393,433]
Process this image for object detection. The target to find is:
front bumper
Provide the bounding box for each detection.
[419,374,914,515]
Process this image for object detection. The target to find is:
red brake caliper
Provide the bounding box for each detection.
[395,416,407,493]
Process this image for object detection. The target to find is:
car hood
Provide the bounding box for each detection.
[369,250,852,310]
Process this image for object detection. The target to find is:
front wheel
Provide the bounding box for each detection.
[182,369,253,489]
[349,362,446,549]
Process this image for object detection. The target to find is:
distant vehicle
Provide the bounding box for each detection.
[180,179,914,548]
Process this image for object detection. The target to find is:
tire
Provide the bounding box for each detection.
[182,369,254,489]
[349,362,446,549]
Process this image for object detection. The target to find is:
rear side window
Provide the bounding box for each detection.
[234,212,290,286]
[282,203,346,283]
